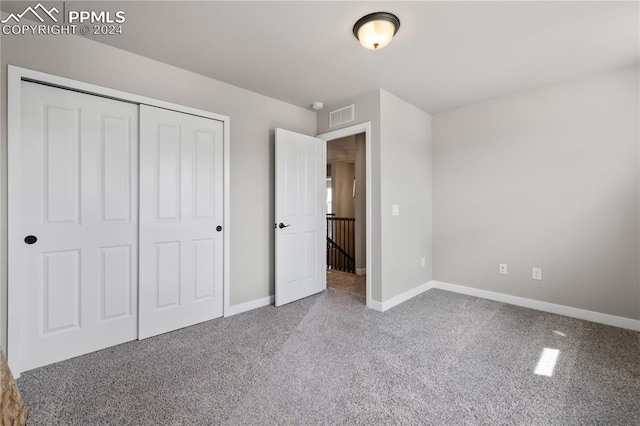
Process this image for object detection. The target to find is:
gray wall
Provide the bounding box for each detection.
[380,90,433,300]
[0,24,317,351]
[433,66,640,320]
[318,90,433,303]
[318,91,383,301]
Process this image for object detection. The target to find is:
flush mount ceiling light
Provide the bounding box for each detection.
[353,12,400,50]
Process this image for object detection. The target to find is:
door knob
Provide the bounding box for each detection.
[24,235,37,244]
[278,223,291,229]
[216,226,222,232]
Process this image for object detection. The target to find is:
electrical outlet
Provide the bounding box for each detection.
[499,264,508,275]
[532,267,542,281]
[421,257,426,268]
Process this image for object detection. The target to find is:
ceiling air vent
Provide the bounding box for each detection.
[329,104,355,127]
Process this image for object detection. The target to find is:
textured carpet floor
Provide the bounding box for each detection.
[327,269,366,301]
[17,286,640,425]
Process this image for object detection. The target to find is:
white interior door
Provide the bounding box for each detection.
[139,105,224,339]
[275,128,326,306]
[17,82,139,371]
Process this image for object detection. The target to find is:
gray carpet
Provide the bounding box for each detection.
[17,285,640,425]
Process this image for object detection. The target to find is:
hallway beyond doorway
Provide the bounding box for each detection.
[327,270,365,304]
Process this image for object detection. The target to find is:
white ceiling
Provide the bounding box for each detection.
[4,1,638,113]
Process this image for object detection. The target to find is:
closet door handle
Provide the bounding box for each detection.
[278,223,290,229]
[24,235,38,244]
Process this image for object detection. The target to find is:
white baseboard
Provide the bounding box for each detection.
[225,295,274,317]
[371,281,435,312]
[224,282,639,332]
[432,280,640,332]
[369,299,383,311]
[356,268,367,276]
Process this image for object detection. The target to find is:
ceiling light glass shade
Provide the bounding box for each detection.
[353,12,400,50]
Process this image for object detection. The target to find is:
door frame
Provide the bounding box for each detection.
[317,122,372,309]
[6,65,231,377]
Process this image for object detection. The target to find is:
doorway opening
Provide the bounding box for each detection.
[319,124,370,306]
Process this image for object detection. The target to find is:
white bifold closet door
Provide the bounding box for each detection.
[19,82,139,371]
[138,105,224,339]
[16,82,225,372]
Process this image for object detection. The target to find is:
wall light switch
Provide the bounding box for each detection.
[421,257,426,268]
[499,264,508,275]
[532,267,542,281]
[392,204,400,216]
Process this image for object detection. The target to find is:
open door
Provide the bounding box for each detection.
[275,128,326,306]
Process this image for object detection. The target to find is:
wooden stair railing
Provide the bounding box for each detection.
[326,216,355,273]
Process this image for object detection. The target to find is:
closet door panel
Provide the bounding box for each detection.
[18,82,138,371]
[139,105,224,339]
